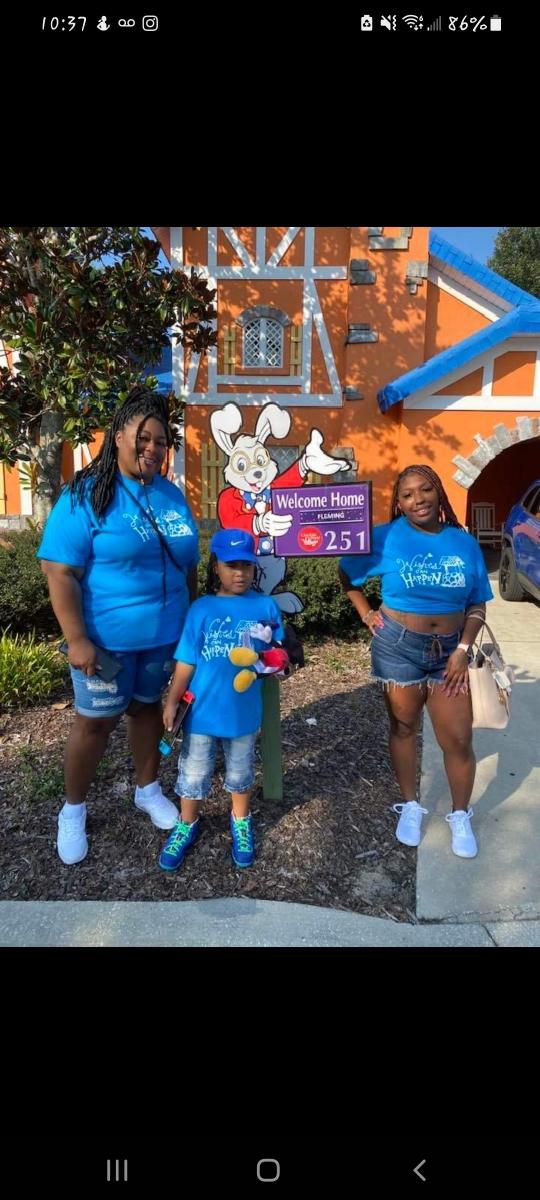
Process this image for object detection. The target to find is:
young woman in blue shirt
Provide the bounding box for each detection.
[38,388,199,866]
[158,527,285,872]
[339,465,493,858]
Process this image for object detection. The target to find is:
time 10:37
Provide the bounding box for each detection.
[42,16,87,30]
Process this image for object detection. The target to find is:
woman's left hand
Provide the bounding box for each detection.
[442,648,469,697]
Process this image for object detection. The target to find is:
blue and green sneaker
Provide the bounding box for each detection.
[230,813,255,868]
[159,818,199,871]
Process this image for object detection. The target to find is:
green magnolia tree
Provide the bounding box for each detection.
[488,227,540,300]
[0,227,216,523]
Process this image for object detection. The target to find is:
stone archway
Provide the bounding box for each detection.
[452,416,540,489]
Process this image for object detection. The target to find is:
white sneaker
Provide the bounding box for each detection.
[446,809,477,858]
[392,800,428,847]
[134,785,178,830]
[57,803,88,865]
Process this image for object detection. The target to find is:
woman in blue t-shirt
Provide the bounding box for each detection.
[339,465,493,859]
[158,527,286,873]
[38,387,199,866]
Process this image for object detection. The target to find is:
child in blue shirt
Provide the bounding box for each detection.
[159,528,286,871]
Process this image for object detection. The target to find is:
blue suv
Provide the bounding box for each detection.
[499,479,540,602]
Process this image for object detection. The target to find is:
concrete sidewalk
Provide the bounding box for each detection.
[417,570,540,924]
[1,898,540,946]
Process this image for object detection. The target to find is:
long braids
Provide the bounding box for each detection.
[206,552,220,595]
[390,465,463,528]
[69,386,173,517]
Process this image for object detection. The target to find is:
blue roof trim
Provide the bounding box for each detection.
[428,232,538,308]
[378,304,540,413]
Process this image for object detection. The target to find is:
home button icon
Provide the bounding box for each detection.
[257,1159,281,1182]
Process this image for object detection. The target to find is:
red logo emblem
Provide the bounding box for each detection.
[298,525,323,552]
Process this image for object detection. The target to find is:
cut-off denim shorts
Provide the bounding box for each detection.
[176,730,257,800]
[371,610,462,689]
[70,643,176,718]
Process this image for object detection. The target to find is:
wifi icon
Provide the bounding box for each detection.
[402,13,423,27]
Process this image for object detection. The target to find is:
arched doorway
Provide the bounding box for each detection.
[466,436,540,530]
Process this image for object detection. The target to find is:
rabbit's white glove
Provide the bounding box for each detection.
[300,430,349,476]
[254,511,293,536]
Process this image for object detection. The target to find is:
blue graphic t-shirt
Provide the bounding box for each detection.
[340,517,493,613]
[175,590,286,737]
[37,473,199,650]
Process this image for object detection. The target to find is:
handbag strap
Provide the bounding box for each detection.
[466,609,503,657]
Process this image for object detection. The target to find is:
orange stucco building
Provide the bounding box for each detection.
[2,227,539,531]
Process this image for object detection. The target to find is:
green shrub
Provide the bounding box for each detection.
[0,530,59,636]
[0,630,67,708]
[283,556,380,637]
[196,535,380,638]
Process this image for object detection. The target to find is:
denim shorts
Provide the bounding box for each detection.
[176,731,257,800]
[70,643,176,718]
[371,611,461,688]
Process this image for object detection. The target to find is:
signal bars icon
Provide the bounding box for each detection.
[427,15,442,29]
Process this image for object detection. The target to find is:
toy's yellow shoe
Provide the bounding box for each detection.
[233,669,256,692]
[229,647,258,666]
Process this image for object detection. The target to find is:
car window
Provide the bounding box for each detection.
[523,486,540,517]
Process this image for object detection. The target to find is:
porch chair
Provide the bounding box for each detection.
[470,502,502,548]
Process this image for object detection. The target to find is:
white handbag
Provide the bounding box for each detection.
[467,617,514,730]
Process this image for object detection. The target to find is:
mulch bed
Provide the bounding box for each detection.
[0,639,417,921]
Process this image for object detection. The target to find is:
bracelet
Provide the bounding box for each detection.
[457,643,470,653]
[362,611,374,625]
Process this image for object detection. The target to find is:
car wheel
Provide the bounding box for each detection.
[499,546,526,601]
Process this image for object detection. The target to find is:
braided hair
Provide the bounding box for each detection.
[206,552,220,595]
[389,465,463,529]
[69,386,173,517]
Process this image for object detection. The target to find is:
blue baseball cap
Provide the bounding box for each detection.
[210,528,258,563]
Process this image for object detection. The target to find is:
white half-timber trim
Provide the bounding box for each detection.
[534,352,540,399]
[206,273,218,395]
[216,375,305,386]
[222,227,256,269]
[72,444,93,471]
[208,227,218,268]
[429,255,514,317]
[19,463,33,515]
[407,396,540,412]
[170,227,183,269]
[256,227,266,267]
[404,339,540,410]
[172,438,186,489]
[184,392,339,408]
[189,266,347,280]
[171,322,184,397]
[179,350,201,400]
[305,279,342,401]
[175,228,345,407]
[266,227,301,267]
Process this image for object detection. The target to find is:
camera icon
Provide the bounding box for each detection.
[142,14,159,30]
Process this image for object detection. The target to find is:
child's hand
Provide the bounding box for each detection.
[163,698,179,732]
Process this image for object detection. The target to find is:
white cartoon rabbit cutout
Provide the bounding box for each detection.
[210,402,349,613]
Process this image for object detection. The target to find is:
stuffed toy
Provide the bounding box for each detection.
[229,623,291,692]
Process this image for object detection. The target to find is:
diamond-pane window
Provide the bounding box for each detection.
[242,317,284,368]
[244,321,261,366]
